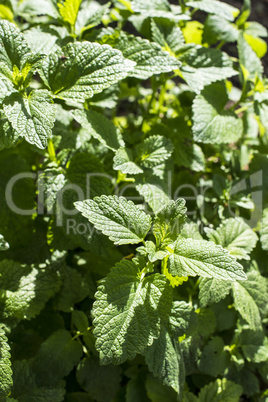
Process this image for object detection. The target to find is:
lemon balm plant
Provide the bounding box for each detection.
[0,0,267,400]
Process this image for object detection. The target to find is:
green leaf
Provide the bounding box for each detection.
[24,27,63,55]
[260,208,268,250]
[153,199,187,247]
[180,221,203,240]
[75,195,152,245]
[0,259,61,321]
[11,360,65,402]
[198,337,229,377]
[196,308,216,338]
[32,329,83,386]
[238,329,268,364]
[76,356,121,402]
[192,83,243,144]
[113,147,143,175]
[244,33,267,59]
[136,135,173,168]
[131,0,171,12]
[55,265,89,312]
[186,1,239,21]
[205,218,258,260]
[126,367,150,402]
[144,301,195,393]
[199,278,232,307]
[238,33,263,78]
[39,42,135,102]
[17,0,60,19]
[72,109,124,151]
[0,4,14,22]
[0,234,9,250]
[72,310,89,333]
[144,326,184,394]
[58,0,82,28]
[232,270,268,330]
[168,236,247,280]
[136,171,171,214]
[0,20,31,81]
[145,373,177,402]
[0,325,12,398]
[180,47,238,93]
[150,18,185,55]
[37,168,67,212]
[225,365,259,397]
[164,117,205,172]
[169,301,197,338]
[92,259,172,364]
[198,378,242,402]
[76,1,110,33]
[111,32,181,79]
[3,90,56,149]
[203,15,239,44]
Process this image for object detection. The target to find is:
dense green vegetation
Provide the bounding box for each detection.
[0,0,267,400]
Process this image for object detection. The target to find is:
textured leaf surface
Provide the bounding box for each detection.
[151,19,184,55]
[180,47,238,93]
[0,20,31,79]
[136,135,173,168]
[144,300,195,393]
[113,32,181,79]
[93,260,172,364]
[0,326,12,398]
[24,27,62,55]
[0,260,61,320]
[113,147,143,175]
[40,42,135,101]
[75,195,152,245]
[232,270,268,330]
[186,0,239,21]
[169,301,197,337]
[199,278,232,307]
[192,83,243,144]
[206,218,258,260]
[153,199,187,247]
[198,378,242,402]
[3,90,56,149]
[168,237,247,280]
[144,327,184,394]
[136,182,170,214]
[72,109,124,151]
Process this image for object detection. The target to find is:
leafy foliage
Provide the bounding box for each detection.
[0,0,267,400]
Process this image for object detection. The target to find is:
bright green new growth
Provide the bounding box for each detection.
[58,0,82,30]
